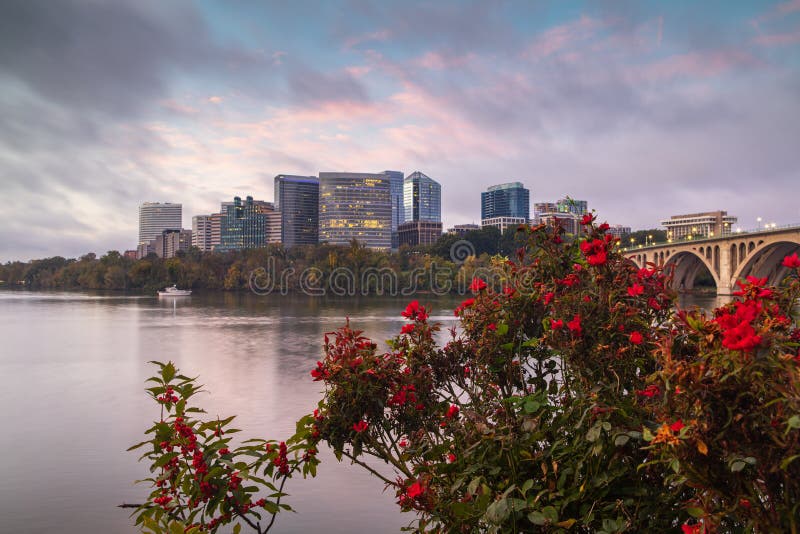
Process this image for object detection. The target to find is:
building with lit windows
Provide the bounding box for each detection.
[481,182,529,227]
[661,211,738,240]
[403,171,441,223]
[556,198,588,216]
[448,224,480,235]
[138,202,182,245]
[533,202,557,223]
[538,212,581,235]
[318,172,392,249]
[274,175,319,247]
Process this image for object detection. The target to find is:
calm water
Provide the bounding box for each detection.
[0,290,465,534]
[0,290,719,533]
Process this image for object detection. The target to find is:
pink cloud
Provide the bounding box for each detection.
[752,29,800,46]
[343,29,391,49]
[412,51,476,70]
[635,50,758,82]
[524,15,604,59]
[777,0,800,15]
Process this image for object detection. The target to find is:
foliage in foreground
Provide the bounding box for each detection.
[131,218,800,533]
[129,362,318,533]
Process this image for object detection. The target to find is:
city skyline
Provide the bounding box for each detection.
[2,1,800,260]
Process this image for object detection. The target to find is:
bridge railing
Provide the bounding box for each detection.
[621,223,800,252]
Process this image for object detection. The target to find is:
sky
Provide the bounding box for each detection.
[1,0,799,261]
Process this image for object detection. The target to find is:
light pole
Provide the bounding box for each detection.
[757,217,762,230]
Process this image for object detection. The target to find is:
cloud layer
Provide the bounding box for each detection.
[1,0,799,260]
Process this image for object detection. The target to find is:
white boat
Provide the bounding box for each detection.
[158,285,192,297]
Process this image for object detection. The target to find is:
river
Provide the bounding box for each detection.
[0,290,716,533]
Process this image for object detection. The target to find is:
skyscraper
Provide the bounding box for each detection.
[403,171,441,223]
[217,196,269,251]
[274,175,319,247]
[383,170,405,249]
[556,198,588,216]
[318,172,392,249]
[139,202,182,245]
[481,183,530,221]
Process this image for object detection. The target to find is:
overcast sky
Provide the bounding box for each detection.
[1,0,799,261]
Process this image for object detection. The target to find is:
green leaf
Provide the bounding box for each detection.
[788,415,800,430]
[686,507,704,518]
[528,511,547,526]
[614,434,630,447]
[233,524,241,534]
[496,323,509,336]
[485,498,510,524]
[730,460,746,473]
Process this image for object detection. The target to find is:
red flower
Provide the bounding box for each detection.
[447,453,457,463]
[400,323,415,335]
[783,253,800,268]
[636,384,659,398]
[580,239,608,266]
[218,448,230,456]
[487,323,497,331]
[627,283,644,297]
[353,420,369,433]
[543,292,555,305]
[551,318,563,330]
[567,314,582,336]
[629,331,644,345]
[670,420,685,432]
[681,523,703,534]
[407,481,425,499]
[597,222,609,232]
[446,404,460,419]
[580,213,594,225]
[398,438,408,448]
[469,278,488,292]
[503,286,515,296]
[310,361,328,381]
[402,300,428,321]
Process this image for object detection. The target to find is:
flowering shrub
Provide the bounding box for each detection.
[308,218,800,532]
[129,362,318,533]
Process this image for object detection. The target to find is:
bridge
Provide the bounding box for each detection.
[623,225,800,295]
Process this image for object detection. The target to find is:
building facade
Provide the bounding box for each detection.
[607,224,632,238]
[138,202,182,245]
[162,229,192,258]
[403,171,441,223]
[480,216,529,233]
[398,221,443,247]
[448,224,481,236]
[217,196,269,251]
[661,211,738,240]
[274,175,319,247]
[192,215,213,252]
[538,212,581,235]
[318,172,392,249]
[556,198,588,216]
[383,170,405,249]
[533,202,558,224]
[481,182,530,224]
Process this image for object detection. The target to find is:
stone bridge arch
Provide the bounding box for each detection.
[663,250,720,291]
[732,240,800,287]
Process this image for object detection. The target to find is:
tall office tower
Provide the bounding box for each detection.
[138,202,182,245]
[382,170,405,249]
[481,182,530,221]
[192,215,212,251]
[318,172,392,249]
[403,171,441,222]
[217,196,269,251]
[556,198,588,216]
[274,175,319,247]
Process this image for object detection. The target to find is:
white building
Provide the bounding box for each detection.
[661,211,737,240]
[139,202,182,245]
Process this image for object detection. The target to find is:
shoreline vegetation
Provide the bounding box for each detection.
[0,227,706,294]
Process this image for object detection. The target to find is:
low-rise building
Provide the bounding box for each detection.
[481,216,528,233]
[398,221,443,247]
[448,224,480,236]
[661,211,737,240]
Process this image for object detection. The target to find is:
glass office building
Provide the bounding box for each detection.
[383,170,405,249]
[217,196,268,251]
[318,172,392,249]
[480,182,530,221]
[274,175,319,247]
[403,171,441,223]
